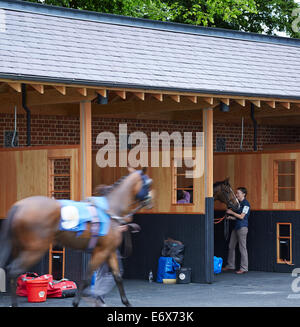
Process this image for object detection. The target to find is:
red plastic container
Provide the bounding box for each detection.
[26,278,49,302]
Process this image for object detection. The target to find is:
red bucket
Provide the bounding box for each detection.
[26,278,49,303]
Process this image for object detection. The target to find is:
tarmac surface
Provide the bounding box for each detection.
[0,271,300,308]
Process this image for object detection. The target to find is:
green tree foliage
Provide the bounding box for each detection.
[24,0,300,37]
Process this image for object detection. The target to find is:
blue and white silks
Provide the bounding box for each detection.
[58,197,110,236]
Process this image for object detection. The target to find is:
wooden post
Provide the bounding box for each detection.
[80,100,92,199]
[203,108,214,198]
[203,107,214,283]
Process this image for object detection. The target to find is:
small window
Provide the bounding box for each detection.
[172,157,194,205]
[48,158,71,199]
[274,160,295,202]
[276,223,292,264]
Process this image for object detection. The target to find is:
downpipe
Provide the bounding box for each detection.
[21,84,31,146]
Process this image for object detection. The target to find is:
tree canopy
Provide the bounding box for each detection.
[24,0,300,37]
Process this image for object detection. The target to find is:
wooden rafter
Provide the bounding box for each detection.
[8,82,21,93]
[97,89,107,98]
[31,84,44,94]
[202,97,214,105]
[151,93,163,102]
[279,102,290,109]
[265,101,276,109]
[77,88,87,96]
[235,99,246,107]
[115,90,126,100]
[53,85,66,95]
[134,92,145,101]
[250,99,261,108]
[220,98,230,106]
[170,94,180,103]
[186,96,197,104]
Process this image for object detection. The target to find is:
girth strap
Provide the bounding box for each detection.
[87,206,100,251]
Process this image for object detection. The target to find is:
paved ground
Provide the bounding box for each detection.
[0,271,299,308]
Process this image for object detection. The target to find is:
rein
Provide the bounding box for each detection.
[214,215,226,224]
[112,201,147,259]
[214,214,230,241]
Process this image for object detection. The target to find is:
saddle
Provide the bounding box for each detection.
[58,197,110,250]
[58,197,140,250]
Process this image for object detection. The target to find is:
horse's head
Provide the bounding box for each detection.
[94,167,154,218]
[128,167,154,210]
[213,177,240,211]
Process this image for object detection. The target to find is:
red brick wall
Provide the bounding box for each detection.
[1,113,300,152]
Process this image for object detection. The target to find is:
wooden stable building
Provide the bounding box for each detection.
[0,0,300,284]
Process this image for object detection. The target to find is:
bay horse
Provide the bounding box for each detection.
[213,177,240,240]
[0,167,153,307]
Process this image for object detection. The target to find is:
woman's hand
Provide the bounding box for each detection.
[226,209,234,215]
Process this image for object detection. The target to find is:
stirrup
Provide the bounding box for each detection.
[110,215,127,225]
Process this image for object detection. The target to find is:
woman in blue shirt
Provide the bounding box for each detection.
[222,187,250,274]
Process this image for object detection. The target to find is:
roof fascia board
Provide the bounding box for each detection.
[1,73,300,101]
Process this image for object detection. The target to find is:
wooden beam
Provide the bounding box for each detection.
[235,99,246,107]
[151,93,163,102]
[279,102,290,109]
[186,96,197,104]
[7,82,21,93]
[115,90,126,100]
[134,92,145,101]
[93,97,208,115]
[170,94,180,103]
[77,88,87,96]
[250,100,261,108]
[265,101,276,109]
[31,84,44,94]
[53,85,66,95]
[203,108,214,198]
[220,98,230,106]
[26,88,97,106]
[80,101,92,199]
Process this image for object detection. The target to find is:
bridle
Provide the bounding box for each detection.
[214,182,240,241]
[217,184,240,211]
[110,170,153,222]
[111,170,153,259]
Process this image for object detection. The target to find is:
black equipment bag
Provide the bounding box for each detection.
[161,238,184,265]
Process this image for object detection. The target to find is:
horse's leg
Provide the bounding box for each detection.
[7,250,46,307]
[107,251,131,307]
[72,272,94,307]
[72,248,109,307]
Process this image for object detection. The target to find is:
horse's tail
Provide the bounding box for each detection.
[0,205,18,269]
